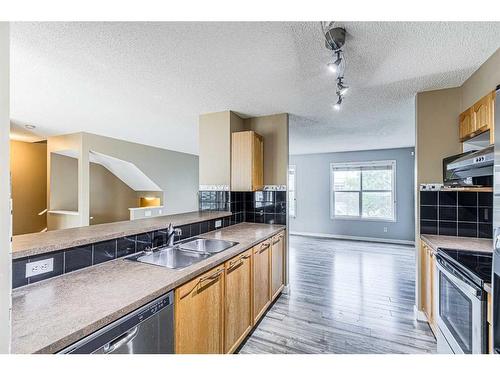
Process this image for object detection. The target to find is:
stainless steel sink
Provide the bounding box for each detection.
[178,238,238,254]
[126,238,238,270]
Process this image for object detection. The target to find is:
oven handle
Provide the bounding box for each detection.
[435,256,483,299]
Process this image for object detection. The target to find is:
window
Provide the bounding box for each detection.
[288,165,296,218]
[330,160,396,221]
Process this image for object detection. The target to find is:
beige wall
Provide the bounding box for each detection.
[0,22,10,353]
[10,140,47,235]
[49,153,78,212]
[81,132,198,216]
[416,88,462,185]
[47,133,85,227]
[90,162,138,225]
[244,113,289,185]
[199,111,289,187]
[199,111,232,186]
[461,48,500,111]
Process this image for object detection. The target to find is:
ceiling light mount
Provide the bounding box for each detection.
[324,27,346,51]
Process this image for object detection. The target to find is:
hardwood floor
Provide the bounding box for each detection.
[238,235,436,354]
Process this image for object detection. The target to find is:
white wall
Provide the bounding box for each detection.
[0,22,11,353]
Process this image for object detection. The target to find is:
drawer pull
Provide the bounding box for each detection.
[259,243,270,253]
[180,269,224,299]
[227,254,250,271]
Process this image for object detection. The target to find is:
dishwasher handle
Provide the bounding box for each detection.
[102,326,139,354]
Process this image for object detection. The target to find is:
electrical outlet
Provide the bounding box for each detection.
[383,227,388,233]
[144,210,152,217]
[215,220,222,228]
[26,258,54,278]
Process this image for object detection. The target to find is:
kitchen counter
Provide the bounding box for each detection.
[420,234,493,254]
[12,210,231,259]
[11,222,285,354]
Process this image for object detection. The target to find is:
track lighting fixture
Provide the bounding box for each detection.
[337,77,349,95]
[333,95,342,111]
[327,51,342,74]
[322,21,350,112]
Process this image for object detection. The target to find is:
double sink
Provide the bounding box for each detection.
[126,238,238,270]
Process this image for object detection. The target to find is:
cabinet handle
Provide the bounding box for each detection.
[259,243,270,253]
[227,253,251,271]
[180,268,224,299]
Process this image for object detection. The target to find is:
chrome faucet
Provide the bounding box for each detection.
[166,223,181,247]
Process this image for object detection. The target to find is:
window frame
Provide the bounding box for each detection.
[288,164,296,218]
[329,160,397,222]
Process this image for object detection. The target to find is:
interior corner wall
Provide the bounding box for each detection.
[461,48,500,111]
[199,111,232,186]
[89,162,138,225]
[81,132,198,215]
[0,22,11,354]
[244,113,289,185]
[289,147,415,242]
[10,140,47,235]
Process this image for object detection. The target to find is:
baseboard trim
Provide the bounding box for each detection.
[290,231,415,246]
[414,305,428,322]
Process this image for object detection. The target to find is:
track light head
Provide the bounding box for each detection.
[327,51,342,74]
[333,95,343,111]
[337,77,349,95]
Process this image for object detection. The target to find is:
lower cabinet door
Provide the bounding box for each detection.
[175,265,225,354]
[224,249,253,353]
[271,231,285,300]
[253,239,271,324]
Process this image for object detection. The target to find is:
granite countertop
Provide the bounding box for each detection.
[12,210,231,259]
[420,234,493,254]
[11,222,285,354]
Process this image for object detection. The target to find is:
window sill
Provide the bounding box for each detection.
[331,216,396,223]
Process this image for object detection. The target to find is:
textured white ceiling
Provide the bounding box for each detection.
[10,22,500,155]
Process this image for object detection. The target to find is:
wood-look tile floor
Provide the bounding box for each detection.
[238,235,437,354]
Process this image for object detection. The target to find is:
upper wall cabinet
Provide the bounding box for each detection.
[231,131,264,192]
[459,91,495,144]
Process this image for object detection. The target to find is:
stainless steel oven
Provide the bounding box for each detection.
[435,254,487,354]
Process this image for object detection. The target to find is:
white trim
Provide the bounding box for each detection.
[290,231,415,246]
[414,304,428,322]
[330,159,397,222]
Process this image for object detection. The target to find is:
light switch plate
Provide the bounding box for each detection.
[215,220,222,228]
[26,258,54,278]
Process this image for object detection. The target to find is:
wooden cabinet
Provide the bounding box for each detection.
[224,249,253,353]
[459,108,474,140]
[175,265,225,354]
[231,131,264,191]
[174,231,287,353]
[459,91,495,143]
[421,240,436,333]
[253,239,271,323]
[271,231,285,300]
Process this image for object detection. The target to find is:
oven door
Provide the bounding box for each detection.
[435,257,486,354]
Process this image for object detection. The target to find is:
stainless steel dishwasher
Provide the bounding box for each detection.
[60,291,174,354]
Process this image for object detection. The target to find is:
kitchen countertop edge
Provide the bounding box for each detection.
[12,223,286,354]
[12,211,232,259]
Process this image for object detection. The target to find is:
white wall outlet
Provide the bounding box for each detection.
[26,258,54,278]
[383,227,388,233]
[144,210,152,217]
[215,220,222,229]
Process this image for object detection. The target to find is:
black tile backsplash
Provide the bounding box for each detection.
[420,190,492,239]
[93,240,117,264]
[439,191,457,206]
[64,245,92,273]
[12,215,233,289]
